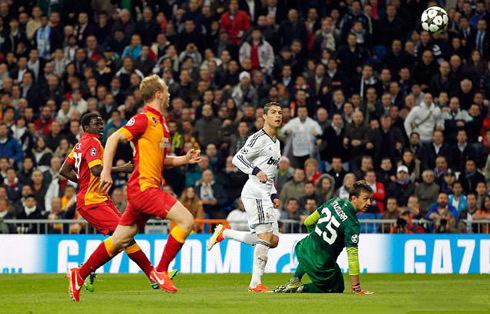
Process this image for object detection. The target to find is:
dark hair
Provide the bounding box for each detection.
[349,180,373,200]
[81,112,101,129]
[25,194,36,201]
[263,102,281,115]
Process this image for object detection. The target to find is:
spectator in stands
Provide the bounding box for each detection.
[18,156,35,186]
[4,168,22,202]
[442,97,472,145]
[354,155,374,181]
[239,28,275,76]
[194,104,222,148]
[218,156,248,207]
[335,172,356,200]
[298,182,324,211]
[281,106,322,168]
[16,194,44,234]
[31,169,48,213]
[180,186,205,228]
[364,170,385,213]
[275,156,293,193]
[343,110,368,171]
[226,198,249,232]
[279,168,305,207]
[315,174,335,202]
[12,185,33,218]
[328,156,347,189]
[111,188,126,214]
[318,113,346,170]
[0,122,23,167]
[406,195,422,219]
[31,137,53,171]
[304,158,321,184]
[47,197,64,234]
[195,169,228,219]
[460,159,485,193]
[220,0,250,44]
[0,198,15,233]
[403,93,443,144]
[440,168,457,194]
[280,198,301,233]
[380,197,401,233]
[367,115,404,169]
[475,182,488,210]
[451,129,477,172]
[434,156,450,186]
[449,181,468,214]
[387,165,415,207]
[390,210,425,234]
[426,192,458,233]
[376,157,395,187]
[415,170,440,216]
[397,149,421,183]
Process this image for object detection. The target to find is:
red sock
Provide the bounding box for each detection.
[156,226,188,272]
[125,242,153,278]
[80,238,117,279]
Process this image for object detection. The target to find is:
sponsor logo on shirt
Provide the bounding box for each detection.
[267,156,280,166]
[90,148,97,156]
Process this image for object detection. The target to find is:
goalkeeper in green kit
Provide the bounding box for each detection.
[275,180,374,295]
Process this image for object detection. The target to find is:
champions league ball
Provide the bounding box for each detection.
[421,6,449,34]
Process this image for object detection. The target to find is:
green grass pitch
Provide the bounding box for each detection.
[0,273,488,314]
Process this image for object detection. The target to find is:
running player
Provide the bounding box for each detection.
[274,180,374,294]
[207,102,282,292]
[60,112,158,291]
[67,75,200,301]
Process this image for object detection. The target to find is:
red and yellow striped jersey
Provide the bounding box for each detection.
[65,133,108,206]
[118,105,171,193]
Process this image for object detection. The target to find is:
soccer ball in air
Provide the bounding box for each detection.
[421,6,449,34]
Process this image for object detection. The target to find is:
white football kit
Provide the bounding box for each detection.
[232,129,281,234]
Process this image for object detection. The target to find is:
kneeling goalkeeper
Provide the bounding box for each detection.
[275,180,374,294]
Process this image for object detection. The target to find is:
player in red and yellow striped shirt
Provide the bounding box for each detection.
[68,75,200,301]
[61,112,156,292]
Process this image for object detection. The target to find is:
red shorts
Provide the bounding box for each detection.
[78,199,122,235]
[119,188,178,231]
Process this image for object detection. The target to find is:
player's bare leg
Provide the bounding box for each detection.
[153,201,194,292]
[208,225,279,250]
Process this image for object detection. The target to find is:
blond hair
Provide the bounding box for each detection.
[140,74,164,102]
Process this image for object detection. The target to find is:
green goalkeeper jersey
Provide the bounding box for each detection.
[295,197,360,273]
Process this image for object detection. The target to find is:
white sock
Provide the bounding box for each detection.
[250,240,270,288]
[223,229,258,245]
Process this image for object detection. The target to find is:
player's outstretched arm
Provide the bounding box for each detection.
[99,131,126,193]
[89,162,134,177]
[164,149,201,168]
[59,161,79,183]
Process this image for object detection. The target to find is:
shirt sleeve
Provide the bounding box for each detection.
[84,139,103,169]
[232,133,263,175]
[65,147,76,166]
[344,220,360,248]
[118,113,148,141]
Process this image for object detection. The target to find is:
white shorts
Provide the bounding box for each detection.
[242,197,279,235]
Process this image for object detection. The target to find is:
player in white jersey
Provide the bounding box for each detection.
[207,102,282,292]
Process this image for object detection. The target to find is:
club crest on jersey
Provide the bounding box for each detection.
[127,117,135,126]
[351,234,359,244]
[267,156,280,165]
[75,143,81,149]
[90,148,97,156]
[152,117,157,125]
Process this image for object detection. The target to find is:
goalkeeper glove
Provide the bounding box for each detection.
[351,284,374,295]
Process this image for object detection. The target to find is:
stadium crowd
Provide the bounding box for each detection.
[0,0,489,235]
